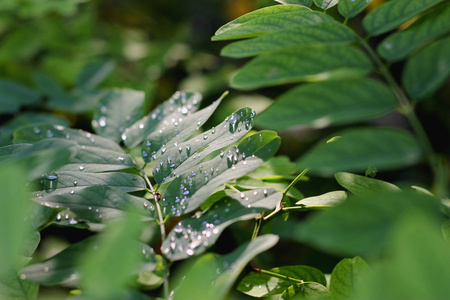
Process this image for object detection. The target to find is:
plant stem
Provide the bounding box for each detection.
[356,35,446,197]
[253,267,305,284]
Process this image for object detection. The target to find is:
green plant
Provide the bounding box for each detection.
[1,0,449,299]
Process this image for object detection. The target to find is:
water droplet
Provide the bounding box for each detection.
[88,206,92,210]
[20,274,26,280]
[46,130,54,138]
[117,156,124,162]
[79,165,85,171]
[203,134,208,140]
[73,180,78,186]
[240,192,245,199]
[99,116,107,127]
[44,266,49,273]
[56,214,62,221]
[229,114,238,133]
[186,249,194,256]
[211,127,216,134]
[247,204,252,208]
[33,127,41,134]
[161,145,167,154]
[70,190,75,195]
[263,189,268,196]
[121,133,127,141]
[43,172,58,193]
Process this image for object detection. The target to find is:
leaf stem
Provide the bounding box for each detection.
[253,267,305,284]
[356,35,446,197]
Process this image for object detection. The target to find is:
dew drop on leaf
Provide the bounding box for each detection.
[79,165,85,171]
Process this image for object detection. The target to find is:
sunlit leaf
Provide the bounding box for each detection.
[238,265,326,297]
[377,3,450,61]
[231,45,373,90]
[0,79,40,114]
[160,131,280,216]
[335,172,400,196]
[122,91,202,148]
[171,234,279,300]
[362,0,445,36]
[338,0,372,18]
[13,123,122,152]
[281,282,330,299]
[402,36,450,100]
[329,257,369,300]
[212,5,332,41]
[274,0,313,6]
[162,188,282,261]
[313,0,338,10]
[294,191,347,210]
[20,235,157,286]
[92,88,145,143]
[141,92,226,163]
[76,60,115,90]
[153,107,255,184]
[254,79,396,130]
[294,190,442,256]
[221,22,355,58]
[248,156,297,180]
[34,185,155,223]
[297,127,422,176]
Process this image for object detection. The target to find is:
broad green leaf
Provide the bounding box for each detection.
[153,107,255,184]
[162,188,282,261]
[221,22,355,58]
[20,235,157,286]
[362,0,445,36]
[329,257,369,300]
[34,185,155,223]
[13,124,122,152]
[56,145,134,173]
[32,72,65,95]
[122,91,202,148]
[402,36,450,100]
[80,213,145,299]
[0,79,40,114]
[313,0,338,10]
[294,191,347,210]
[236,177,304,200]
[0,112,69,146]
[335,172,400,196]
[160,131,280,216]
[338,0,372,18]
[231,45,373,90]
[378,3,450,61]
[46,89,107,113]
[212,5,333,41]
[275,0,313,6]
[0,144,32,162]
[92,89,145,143]
[281,282,330,299]
[32,171,145,202]
[294,190,442,256]
[1,139,77,180]
[353,211,450,300]
[254,79,396,130]
[76,60,115,90]
[297,127,422,176]
[141,92,226,163]
[248,156,297,180]
[171,234,279,300]
[238,265,326,297]
[0,165,38,300]
[442,219,450,241]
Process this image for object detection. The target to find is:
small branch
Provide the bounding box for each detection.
[253,267,305,284]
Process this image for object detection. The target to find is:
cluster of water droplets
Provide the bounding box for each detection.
[226,107,255,134]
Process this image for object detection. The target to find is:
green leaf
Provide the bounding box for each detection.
[231,45,373,90]
[338,0,372,18]
[329,257,369,300]
[402,36,450,100]
[236,177,304,200]
[122,91,202,148]
[442,219,450,241]
[248,156,297,180]
[32,171,145,202]
[160,131,280,216]
[274,0,313,6]
[153,107,255,184]
[0,79,40,114]
[0,112,69,146]
[141,92,226,163]
[13,124,123,152]
[1,139,78,180]
[294,191,347,210]
[76,60,115,90]
[0,273,38,300]
[221,22,355,58]
[353,211,450,300]
[20,235,157,286]
[335,172,400,196]
[362,0,445,36]
[55,145,134,173]
[34,185,155,223]
[32,72,65,95]
[162,188,282,261]
[313,0,338,10]
[212,5,333,41]
[297,127,422,176]
[377,3,450,62]
[293,190,443,256]
[92,89,145,143]
[238,265,326,297]
[254,79,396,130]
[171,234,279,300]
[281,282,330,299]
